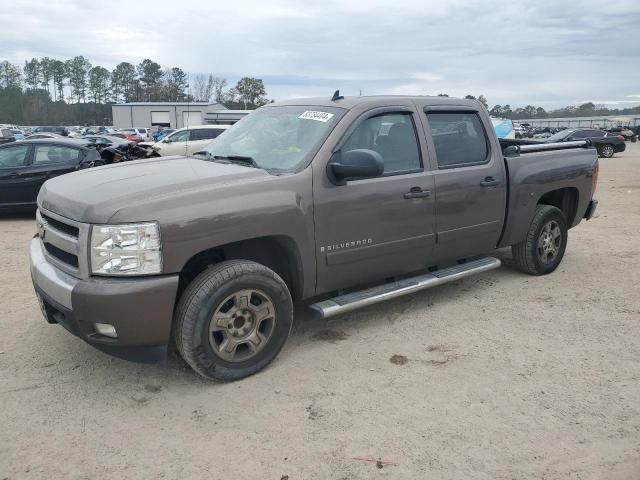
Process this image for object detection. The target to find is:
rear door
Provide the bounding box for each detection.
[421,107,507,261]
[187,128,226,155]
[0,144,32,206]
[21,144,84,202]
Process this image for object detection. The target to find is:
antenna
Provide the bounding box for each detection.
[331,90,344,101]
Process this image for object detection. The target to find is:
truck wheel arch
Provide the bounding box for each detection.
[176,235,305,304]
[537,187,579,227]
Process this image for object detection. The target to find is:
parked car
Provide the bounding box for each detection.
[11,129,26,141]
[0,128,16,145]
[33,126,69,137]
[606,126,637,143]
[153,129,175,141]
[145,124,231,157]
[25,133,64,140]
[120,128,151,141]
[543,128,625,158]
[0,139,102,210]
[30,95,599,381]
[108,131,142,143]
[66,128,83,139]
[83,134,131,148]
[82,135,150,162]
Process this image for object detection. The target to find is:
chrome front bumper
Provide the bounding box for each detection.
[30,237,78,310]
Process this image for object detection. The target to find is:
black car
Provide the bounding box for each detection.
[83,134,132,148]
[544,128,626,158]
[0,139,102,211]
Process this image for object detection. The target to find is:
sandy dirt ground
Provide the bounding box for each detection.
[1,143,639,480]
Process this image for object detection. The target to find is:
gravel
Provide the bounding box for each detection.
[1,144,639,479]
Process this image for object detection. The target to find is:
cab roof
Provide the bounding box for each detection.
[269,95,484,110]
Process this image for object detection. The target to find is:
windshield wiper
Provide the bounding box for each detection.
[212,155,259,168]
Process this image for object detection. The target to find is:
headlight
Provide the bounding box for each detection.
[90,222,162,276]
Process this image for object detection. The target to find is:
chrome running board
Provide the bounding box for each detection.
[309,256,501,319]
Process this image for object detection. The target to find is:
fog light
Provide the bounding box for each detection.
[94,323,118,338]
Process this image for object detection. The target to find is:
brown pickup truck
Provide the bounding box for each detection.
[30,94,599,381]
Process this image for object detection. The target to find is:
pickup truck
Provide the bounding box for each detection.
[30,94,599,381]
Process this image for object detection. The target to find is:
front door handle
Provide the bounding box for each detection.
[8,171,22,179]
[480,176,500,187]
[404,187,431,199]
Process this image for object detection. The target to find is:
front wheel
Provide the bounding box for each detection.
[512,205,568,276]
[598,144,615,158]
[174,260,293,381]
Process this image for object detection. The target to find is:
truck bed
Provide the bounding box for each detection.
[498,143,598,248]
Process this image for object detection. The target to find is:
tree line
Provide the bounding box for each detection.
[439,93,639,120]
[489,102,640,120]
[0,56,270,125]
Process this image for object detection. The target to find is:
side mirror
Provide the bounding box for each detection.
[328,149,384,185]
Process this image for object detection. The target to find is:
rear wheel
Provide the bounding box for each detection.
[598,144,615,158]
[174,260,293,381]
[512,205,568,276]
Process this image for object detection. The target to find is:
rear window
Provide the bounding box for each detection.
[426,112,489,168]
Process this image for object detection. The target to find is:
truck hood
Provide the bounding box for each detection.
[38,156,271,223]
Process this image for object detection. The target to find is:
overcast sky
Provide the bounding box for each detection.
[1,0,639,109]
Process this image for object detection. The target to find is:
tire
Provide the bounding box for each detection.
[631,136,637,143]
[598,144,615,158]
[512,205,568,276]
[174,260,293,381]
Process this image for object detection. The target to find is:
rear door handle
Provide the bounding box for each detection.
[404,187,431,199]
[480,176,500,187]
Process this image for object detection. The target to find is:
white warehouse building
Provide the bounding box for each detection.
[111,102,230,129]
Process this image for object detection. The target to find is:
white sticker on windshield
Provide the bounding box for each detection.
[299,111,334,122]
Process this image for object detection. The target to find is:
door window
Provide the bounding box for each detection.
[570,130,589,139]
[426,112,489,168]
[0,145,29,167]
[191,128,225,141]
[167,130,190,142]
[33,145,82,164]
[342,112,421,174]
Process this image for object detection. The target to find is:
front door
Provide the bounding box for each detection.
[162,129,190,156]
[21,144,82,202]
[313,106,436,295]
[420,108,507,261]
[0,144,32,207]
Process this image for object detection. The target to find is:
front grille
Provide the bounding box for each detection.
[41,213,79,238]
[38,208,88,278]
[44,243,79,268]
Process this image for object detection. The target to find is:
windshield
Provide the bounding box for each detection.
[546,130,574,142]
[202,105,345,172]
